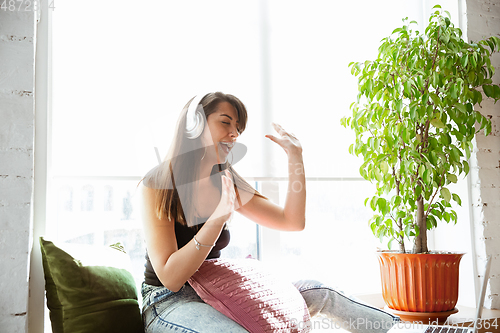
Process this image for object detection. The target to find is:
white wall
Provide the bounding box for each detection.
[0,8,37,333]
[466,0,500,310]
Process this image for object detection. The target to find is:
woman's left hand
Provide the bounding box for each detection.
[265,123,302,156]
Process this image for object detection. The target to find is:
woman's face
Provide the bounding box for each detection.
[201,101,240,164]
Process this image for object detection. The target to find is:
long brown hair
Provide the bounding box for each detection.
[138,92,267,227]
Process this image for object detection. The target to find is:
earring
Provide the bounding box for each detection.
[201,147,207,160]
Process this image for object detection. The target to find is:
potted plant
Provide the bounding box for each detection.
[341,5,500,323]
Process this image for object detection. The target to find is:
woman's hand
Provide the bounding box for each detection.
[265,123,302,156]
[208,169,236,226]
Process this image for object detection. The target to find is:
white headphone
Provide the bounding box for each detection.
[185,94,208,139]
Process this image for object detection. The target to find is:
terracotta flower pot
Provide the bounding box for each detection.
[377,251,464,314]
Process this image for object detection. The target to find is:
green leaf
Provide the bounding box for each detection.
[427,215,437,229]
[423,169,431,183]
[430,92,441,107]
[441,187,452,202]
[404,81,412,97]
[419,165,426,178]
[392,27,403,35]
[492,36,500,49]
[402,128,409,143]
[431,215,438,228]
[409,105,417,120]
[461,54,469,67]
[463,161,470,175]
[485,120,492,136]
[451,146,463,162]
[447,173,458,183]
[415,185,422,199]
[370,196,378,211]
[396,99,403,112]
[349,144,354,155]
[483,85,495,98]
[377,198,387,214]
[431,118,445,128]
[493,85,500,99]
[452,193,462,206]
[366,80,373,94]
[378,226,386,242]
[431,208,442,219]
[443,212,450,223]
[455,103,467,114]
[463,142,471,159]
[404,224,412,237]
[450,84,457,100]
[429,151,438,165]
[440,133,451,145]
[422,93,429,105]
[380,161,389,174]
[426,105,434,117]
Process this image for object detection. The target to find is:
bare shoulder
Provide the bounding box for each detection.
[138,182,173,229]
[139,182,177,260]
[139,182,156,201]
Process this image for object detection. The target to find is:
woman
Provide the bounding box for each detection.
[138,92,398,333]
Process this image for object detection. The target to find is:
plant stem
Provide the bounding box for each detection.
[412,196,428,253]
[411,24,442,254]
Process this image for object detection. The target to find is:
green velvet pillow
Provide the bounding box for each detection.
[39,237,144,333]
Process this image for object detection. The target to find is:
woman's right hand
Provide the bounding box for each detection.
[209,169,236,226]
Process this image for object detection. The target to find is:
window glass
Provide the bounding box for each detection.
[48,3,465,330]
[275,180,383,294]
[52,0,263,178]
[268,0,461,178]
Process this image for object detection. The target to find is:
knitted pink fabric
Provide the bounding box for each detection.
[188,258,311,333]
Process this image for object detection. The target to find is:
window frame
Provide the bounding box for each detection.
[30,1,478,332]
[30,1,52,332]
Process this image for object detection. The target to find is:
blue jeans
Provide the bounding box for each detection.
[141,280,399,333]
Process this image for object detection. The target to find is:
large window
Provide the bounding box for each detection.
[43,0,473,330]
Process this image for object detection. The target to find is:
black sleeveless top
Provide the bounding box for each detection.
[143,220,230,286]
[142,163,232,286]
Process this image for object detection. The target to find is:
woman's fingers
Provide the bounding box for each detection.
[264,134,279,143]
[222,170,233,191]
[272,122,282,133]
[223,175,235,219]
[272,123,297,138]
[266,122,302,155]
[221,172,235,204]
[272,122,289,137]
[210,173,235,224]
